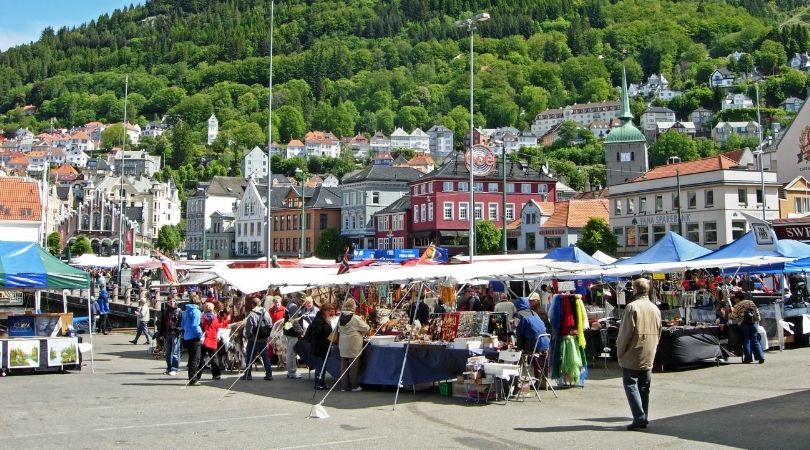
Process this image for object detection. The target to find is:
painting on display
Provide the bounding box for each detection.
[8,339,40,368]
[47,338,79,367]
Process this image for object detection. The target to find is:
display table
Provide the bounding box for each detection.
[0,336,82,373]
[654,326,725,367]
[295,341,469,386]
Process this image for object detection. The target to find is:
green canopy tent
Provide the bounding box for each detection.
[0,241,94,372]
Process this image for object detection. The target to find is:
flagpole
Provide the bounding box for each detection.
[117,74,129,286]
[265,0,275,267]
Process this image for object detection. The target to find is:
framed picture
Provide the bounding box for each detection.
[8,339,41,368]
[47,338,79,367]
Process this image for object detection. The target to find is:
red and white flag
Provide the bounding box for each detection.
[160,254,177,284]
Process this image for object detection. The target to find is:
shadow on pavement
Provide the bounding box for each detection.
[517,389,810,449]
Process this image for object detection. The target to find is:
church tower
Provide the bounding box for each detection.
[604,66,648,186]
[207,114,219,145]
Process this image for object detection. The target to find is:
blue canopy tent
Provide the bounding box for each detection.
[694,231,810,273]
[543,246,604,266]
[615,231,711,265]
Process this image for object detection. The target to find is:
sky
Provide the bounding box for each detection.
[0,0,144,51]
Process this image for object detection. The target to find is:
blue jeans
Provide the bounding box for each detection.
[622,368,652,424]
[164,333,181,372]
[245,339,272,378]
[740,322,765,363]
[133,320,152,345]
[312,355,326,386]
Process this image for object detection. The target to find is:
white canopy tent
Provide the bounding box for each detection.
[591,250,617,265]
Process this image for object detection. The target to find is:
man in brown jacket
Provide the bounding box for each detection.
[616,278,662,431]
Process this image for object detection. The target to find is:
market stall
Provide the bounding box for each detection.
[0,242,91,374]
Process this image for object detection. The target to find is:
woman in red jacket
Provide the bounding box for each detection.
[269,296,286,324]
[200,302,222,380]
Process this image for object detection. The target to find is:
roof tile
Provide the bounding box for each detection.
[0,177,42,221]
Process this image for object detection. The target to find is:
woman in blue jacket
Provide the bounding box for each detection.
[97,289,111,335]
[181,295,203,385]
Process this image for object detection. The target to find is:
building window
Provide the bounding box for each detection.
[521,183,532,194]
[320,213,328,230]
[488,203,498,221]
[628,198,635,214]
[686,223,700,243]
[459,182,469,192]
[427,204,433,221]
[688,191,697,209]
[756,188,763,204]
[474,182,484,192]
[488,182,498,192]
[653,225,666,243]
[738,188,747,205]
[614,227,625,247]
[538,183,548,194]
[372,192,380,204]
[626,226,637,247]
[672,193,680,211]
[306,237,311,252]
[506,183,515,193]
[459,203,469,221]
[731,220,747,239]
[705,190,714,208]
[639,225,650,246]
[655,195,663,213]
[703,221,717,244]
[443,181,453,192]
[443,202,453,220]
[506,204,515,221]
[350,215,356,229]
[420,204,426,222]
[614,200,622,215]
[474,203,483,220]
[343,214,349,230]
[639,197,647,213]
[413,205,419,223]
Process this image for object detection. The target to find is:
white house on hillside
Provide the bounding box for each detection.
[242,146,268,179]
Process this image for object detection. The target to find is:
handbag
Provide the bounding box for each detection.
[328,328,340,344]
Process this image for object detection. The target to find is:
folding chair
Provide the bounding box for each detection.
[527,333,558,399]
[495,350,522,403]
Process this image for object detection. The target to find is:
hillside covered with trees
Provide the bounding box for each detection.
[0,0,808,193]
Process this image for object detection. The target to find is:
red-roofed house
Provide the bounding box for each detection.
[609,154,780,255]
[523,199,609,251]
[0,177,42,242]
[304,131,340,158]
[6,152,30,172]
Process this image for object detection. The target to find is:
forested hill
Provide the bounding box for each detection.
[0,0,807,153]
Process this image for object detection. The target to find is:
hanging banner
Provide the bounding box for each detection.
[125,227,134,254]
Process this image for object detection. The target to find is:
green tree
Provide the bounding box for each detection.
[70,234,92,256]
[170,120,195,167]
[157,225,181,254]
[475,220,502,255]
[47,232,61,255]
[100,123,130,149]
[578,218,617,256]
[649,130,700,167]
[315,227,346,260]
[276,105,306,142]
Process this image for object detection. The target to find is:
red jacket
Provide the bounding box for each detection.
[201,311,221,350]
[270,305,285,324]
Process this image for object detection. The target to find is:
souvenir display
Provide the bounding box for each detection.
[549,294,588,387]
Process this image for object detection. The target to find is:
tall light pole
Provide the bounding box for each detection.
[456,11,489,263]
[295,168,305,259]
[754,82,766,221]
[265,0,275,267]
[117,74,128,283]
[754,149,766,220]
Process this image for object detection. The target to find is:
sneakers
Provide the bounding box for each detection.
[264,375,274,381]
[316,385,330,390]
[240,375,253,381]
[168,371,178,376]
[189,380,201,386]
[287,373,302,379]
[129,340,137,344]
[626,421,648,431]
[351,386,363,392]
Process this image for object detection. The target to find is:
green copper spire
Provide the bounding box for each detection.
[619,64,633,121]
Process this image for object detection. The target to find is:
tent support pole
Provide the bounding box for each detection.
[394,281,422,410]
[87,289,95,374]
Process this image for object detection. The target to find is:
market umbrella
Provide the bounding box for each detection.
[0,241,90,289]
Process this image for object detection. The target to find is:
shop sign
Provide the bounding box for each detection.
[465,145,497,176]
[636,213,691,225]
[539,228,564,236]
[557,281,575,292]
[774,223,810,241]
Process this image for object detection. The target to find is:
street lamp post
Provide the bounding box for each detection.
[265,0,275,267]
[295,168,305,259]
[754,149,766,220]
[456,12,490,264]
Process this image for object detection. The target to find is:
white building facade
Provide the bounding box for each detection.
[242,146,268,179]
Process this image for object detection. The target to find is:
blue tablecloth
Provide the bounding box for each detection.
[295,341,469,386]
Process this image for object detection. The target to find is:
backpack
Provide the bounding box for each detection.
[256,311,272,339]
[743,308,755,325]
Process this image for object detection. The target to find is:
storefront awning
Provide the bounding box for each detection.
[439,230,470,238]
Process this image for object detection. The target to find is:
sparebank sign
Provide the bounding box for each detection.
[636,213,691,225]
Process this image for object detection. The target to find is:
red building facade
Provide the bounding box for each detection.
[407,152,556,249]
[373,195,410,249]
